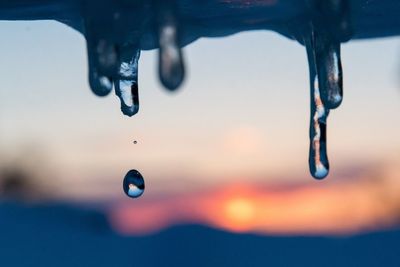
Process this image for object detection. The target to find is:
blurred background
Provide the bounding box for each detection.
[0,20,399,266]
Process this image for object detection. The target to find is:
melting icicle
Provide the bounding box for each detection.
[95,40,119,75]
[88,70,113,97]
[314,34,343,109]
[84,1,119,97]
[305,31,330,180]
[123,169,145,198]
[86,38,116,96]
[287,0,351,179]
[114,47,141,117]
[308,0,350,109]
[86,38,118,79]
[309,77,330,179]
[156,1,185,91]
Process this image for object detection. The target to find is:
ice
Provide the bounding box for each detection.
[114,47,141,117]
[0,0,399,180]
[156,1,185,91]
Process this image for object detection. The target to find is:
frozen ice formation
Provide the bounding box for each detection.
[0,0,399,179]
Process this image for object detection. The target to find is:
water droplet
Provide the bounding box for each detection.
[123,169,145,198]
[157,2,185,91]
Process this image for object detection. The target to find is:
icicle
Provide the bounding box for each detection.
[314,33,343,109]
[307,0,352,109]
[156,1,185,91]
[114,46,141,117]
[305,30,331,180]
[84,2,119,96]
[86,36,117,96]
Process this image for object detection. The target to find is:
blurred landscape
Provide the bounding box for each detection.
[1,151,400,266]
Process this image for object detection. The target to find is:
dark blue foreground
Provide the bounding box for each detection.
[0,202,399,267]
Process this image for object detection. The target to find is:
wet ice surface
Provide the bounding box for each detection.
[0,0,399,180]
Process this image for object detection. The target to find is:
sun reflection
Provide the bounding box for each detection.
[223,197,255,231]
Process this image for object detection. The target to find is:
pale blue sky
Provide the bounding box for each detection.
[0,20,399,199]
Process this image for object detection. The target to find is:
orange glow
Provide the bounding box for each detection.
[109,162,400,236]
[223,197,256,232]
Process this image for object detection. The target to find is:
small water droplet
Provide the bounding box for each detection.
[123,169,145,198]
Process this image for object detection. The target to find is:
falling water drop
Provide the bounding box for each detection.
[305,30,331,180]
[114,47,141,117]
[156,1,185,91]
[123,169,145,198]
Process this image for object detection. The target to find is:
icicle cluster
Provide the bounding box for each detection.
[83,0,185,117]
[82,0,354,180]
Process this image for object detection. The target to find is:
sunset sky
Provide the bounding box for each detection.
[0,20,399,235]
